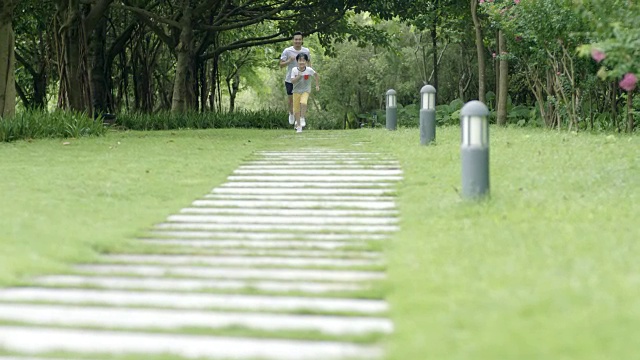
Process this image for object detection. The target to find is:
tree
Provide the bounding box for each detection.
[13,0,55,110]
[0,0,17,117]
[53,0,114,112]
[470,0,486,102]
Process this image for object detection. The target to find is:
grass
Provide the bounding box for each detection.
[0,129,279,284]
[375,127,640,360]
[1,125,639,359]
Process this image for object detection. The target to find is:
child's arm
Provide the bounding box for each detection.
[291,68,302,84]
[314,73,320,91]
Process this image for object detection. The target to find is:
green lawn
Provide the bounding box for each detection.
[1,126,638,359]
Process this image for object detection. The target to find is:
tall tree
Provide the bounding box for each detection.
[54,0,114,112]
[0,0,17,117]
[470,0,485,102]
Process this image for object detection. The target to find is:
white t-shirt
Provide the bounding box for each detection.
[290,67,316,93]
[280,46,311,83]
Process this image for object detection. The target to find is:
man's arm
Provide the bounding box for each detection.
[279,51,293,68]
[279,57,292,68]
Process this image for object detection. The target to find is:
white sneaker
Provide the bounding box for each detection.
[296,127,302,133]
[301,117,306,127]
[288,113,294,125]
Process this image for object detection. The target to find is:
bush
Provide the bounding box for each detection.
[115,109,290,130]
[0,110,106,143]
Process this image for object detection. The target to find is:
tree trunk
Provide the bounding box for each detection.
[56,0,91,112]
[627,90,635,133]
[496,30,508,126]
[470,0,485,103]
[494,31,500,104]
[0,0,16,118]
[209,57,217,110]
[14,29,49,109]
[611,81,619,132]
[171,3,194,113]
[89,12,108,116]
[431,0,439,92]
[199,61,208,111]
[228,72,239,113]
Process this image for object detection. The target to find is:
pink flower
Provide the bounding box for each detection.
[619,73,638,92]
[514,0,520,3]
[492,52,497,58]
[479,0,485,3]
[591,49,606,63]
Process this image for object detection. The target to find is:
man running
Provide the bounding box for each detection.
[279,32,311,126]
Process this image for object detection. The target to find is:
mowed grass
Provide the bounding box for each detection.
[0,125,639,359]
[0,129,286,284]
[374,127,640,360]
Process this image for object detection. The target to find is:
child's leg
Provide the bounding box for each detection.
[300,93,310,125]
[292,93,302,128]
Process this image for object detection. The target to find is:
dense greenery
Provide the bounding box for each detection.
[0,110,106,142]
[0,0,638,132]
[116,110,290,131]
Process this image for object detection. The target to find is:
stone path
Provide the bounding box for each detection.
[0,147,402,359]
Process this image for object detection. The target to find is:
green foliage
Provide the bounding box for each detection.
[0,110,106,142]
[435,98,465,126]
[576,0,640,82]
[115,110,290,131]
[397,104,419,128]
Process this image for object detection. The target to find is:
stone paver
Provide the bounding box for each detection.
[0,148,402,359]
[167,214,398,225]
[0,288,385,313]
[0,303,393,335]
[74,264,387,281]
[103,254,383,267]
[148,230,389,240]
[154,222,399,232]
[140,238,363,250]
[0,327,383,360]
[180,206,398,216]
[33,275,367,293]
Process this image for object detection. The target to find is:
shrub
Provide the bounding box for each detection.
[115,109,290,131]
[0,110,106,143]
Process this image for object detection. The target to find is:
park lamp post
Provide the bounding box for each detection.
[386,89,397,131]
[460,100,490,200]
[420,85,436,145]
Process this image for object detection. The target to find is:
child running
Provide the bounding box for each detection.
[290,53,320,133]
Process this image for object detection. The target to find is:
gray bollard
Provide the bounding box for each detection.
[460,100,490,199]
[386,89,397,131]
[420,85,436,145]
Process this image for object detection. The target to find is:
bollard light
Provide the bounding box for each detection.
[460,100,490,199]
[420,85,436,145]
[421,85,436,110]
[386,89,397,130]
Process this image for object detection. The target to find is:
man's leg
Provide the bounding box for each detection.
[285,82,294,125]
